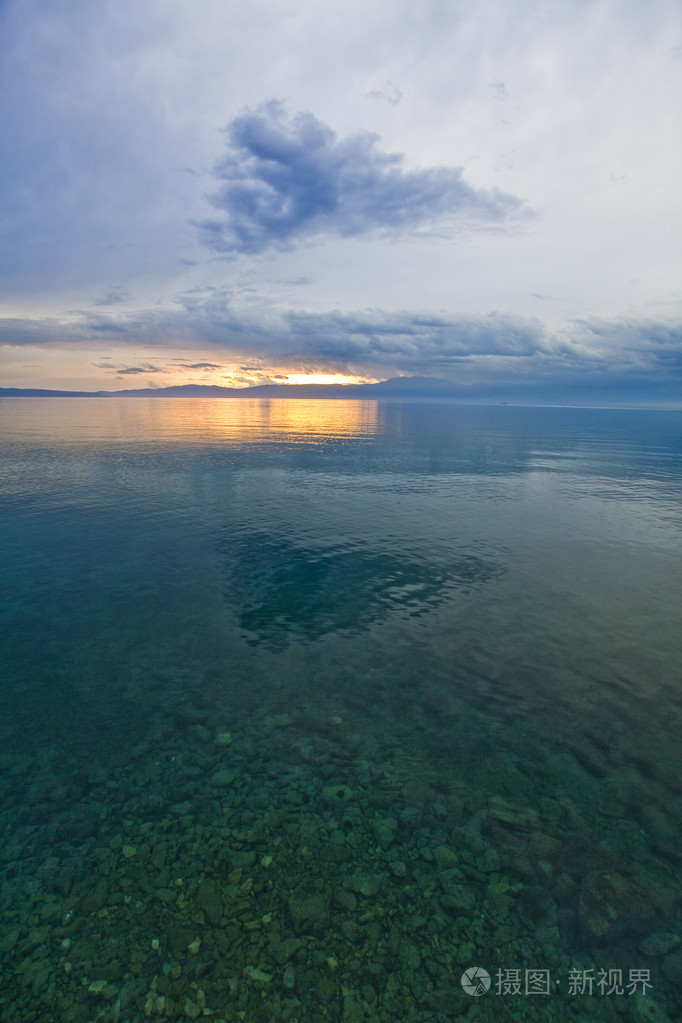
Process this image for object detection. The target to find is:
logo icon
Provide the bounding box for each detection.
[461,967,491,996]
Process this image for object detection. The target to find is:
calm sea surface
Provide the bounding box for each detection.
[1,398,681,1022]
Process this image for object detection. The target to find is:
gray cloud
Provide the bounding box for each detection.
[181,361,224,370]
[364,84,403,106]
[576,319,682,356]
[277,308,548,371]
[92,289,129,307]
[574,317,682,368]
[198,102,528,255]
[115,364,163,376]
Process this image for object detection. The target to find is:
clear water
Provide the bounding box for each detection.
[1,397,681,1022]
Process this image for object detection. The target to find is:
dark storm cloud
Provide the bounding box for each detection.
[197,102,529,255]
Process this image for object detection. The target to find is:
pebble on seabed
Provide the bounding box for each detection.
[0,710,679,1023]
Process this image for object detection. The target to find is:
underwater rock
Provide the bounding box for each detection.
[322,783,353,807]
[151,842,168,870]
[398,939,421,970]
[456,809,487,854]
[440,885,475,912]
[629,991,674,1023]
[433,844,458,870]
[399,806,422,829]
[476,848,500,873]
[183,996,202,1018]
[0,927,21,952]
[640,932,680,957]
[333,887,358,912]
[282,965,296,990]
[287,893,329,935]
[79,879,109,916]
[269,937,303,964]
[342,990,369,1023]
[661,948,682,988]
[346,871,381,897]
[168,924,195,955]
[243,964,272,984]
[197,880,224,926]
[488,796,540,830]
[518,885,558,928]
[21,927,50,954]
[373,816,398,849]
[210,768,236,787]
[579,870,651,941]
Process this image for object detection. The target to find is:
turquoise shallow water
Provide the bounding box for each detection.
[1,397,681,1022]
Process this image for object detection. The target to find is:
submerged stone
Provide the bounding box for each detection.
[288,893,329,934]
[243,964,272,984]
[579,870,651,940]
[210,769,236,787]
[269,937,303,964]
[282,965,296,990]
[373,817,398,849]
[661,949,682,988]
[346,871,381,897]
[322,784,353,807]
[640,932,680,957]
[433,844,459,870]
[398,939,421,970]
[334,887,358,912]
[168,925,195,955]
[197,880,224,926]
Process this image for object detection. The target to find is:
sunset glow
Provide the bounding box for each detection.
[278,373,376,387]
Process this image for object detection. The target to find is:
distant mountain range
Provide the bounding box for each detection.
[1,376,678,407]
[0,376,468,400]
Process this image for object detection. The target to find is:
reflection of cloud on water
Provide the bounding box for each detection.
[221,532,504,650]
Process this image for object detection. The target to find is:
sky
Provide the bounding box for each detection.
[1,0,681,401]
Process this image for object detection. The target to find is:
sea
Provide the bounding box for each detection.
[0,397,681,1023]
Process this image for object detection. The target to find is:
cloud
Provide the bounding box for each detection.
[2,298,680,398]
[277,308,549,371]
[178,361,224,370]
[364,83,403,106]
[277,275,313,287]
[166,289,551,373]
[92,289,129,307]
[571,317,682,370]
[115,364,164,376]
[197,101,529,255]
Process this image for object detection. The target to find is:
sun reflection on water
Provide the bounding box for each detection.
[0,397,381,446]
